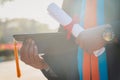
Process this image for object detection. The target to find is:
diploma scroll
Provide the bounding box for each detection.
[47,3,84,37]
[47,3,105,57]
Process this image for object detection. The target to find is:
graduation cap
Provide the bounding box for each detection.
[13,32,79,79]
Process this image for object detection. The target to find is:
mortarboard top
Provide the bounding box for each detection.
[13,32,79,78]
[13,32,77,54]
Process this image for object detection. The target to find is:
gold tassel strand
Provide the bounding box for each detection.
[14,40,21,78]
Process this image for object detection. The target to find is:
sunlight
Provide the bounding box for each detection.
[0,0,63,29]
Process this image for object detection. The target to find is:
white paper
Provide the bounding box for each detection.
[72,24,84,37]
[48,3,84,37]
[47,3,72,26]
[94,47,105,57]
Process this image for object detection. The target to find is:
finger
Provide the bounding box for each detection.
[34,44,38,55]
[33,44,39,60]
[23,39,31,64]
[85,47,94,54]
[33,44,48,69]
[20,39,28,61]
[37,58,47,69]
[34,52,47,69]
[28,40,36,64]
[41,62,49,69]
[37,54,48,69]
[33,54,44,69]
[20,45,24,61]
[33,44,41,64]
[20,40,27,57]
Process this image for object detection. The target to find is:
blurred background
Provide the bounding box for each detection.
[0,0,63,80]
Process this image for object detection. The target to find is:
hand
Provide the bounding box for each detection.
[76,25,108,54]
[20,39,48,70]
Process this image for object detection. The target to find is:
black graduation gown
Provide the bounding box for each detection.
[14,0,120,80]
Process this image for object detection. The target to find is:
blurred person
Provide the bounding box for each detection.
[20,0,120,80]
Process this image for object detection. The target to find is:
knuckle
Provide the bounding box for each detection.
[20,57,24,61]
[24,61,30,65]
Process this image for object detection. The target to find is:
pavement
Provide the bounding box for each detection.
[0,60,47,80]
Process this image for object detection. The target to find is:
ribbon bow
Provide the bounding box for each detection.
[64,16,80,39]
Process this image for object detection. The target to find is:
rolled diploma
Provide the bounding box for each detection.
[47,3,105,57]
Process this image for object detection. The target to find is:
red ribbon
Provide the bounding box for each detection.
[64,16,80,39]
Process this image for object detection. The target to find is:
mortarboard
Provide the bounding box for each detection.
[13,32,79,79]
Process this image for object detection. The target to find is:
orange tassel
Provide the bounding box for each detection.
[14,40,21,78]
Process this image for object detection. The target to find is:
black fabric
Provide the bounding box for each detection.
[110,21,120,38]
[41,69,60,80]
[104,0,120,39]
[106,43,120,80]
[42,34,79,80]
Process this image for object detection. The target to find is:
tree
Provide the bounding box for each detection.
[0,0,13,5]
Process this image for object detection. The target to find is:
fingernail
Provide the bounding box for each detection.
[32,40,35,44]
[34,45,37,49]
[28,38,32,43]
[26,39,29,43]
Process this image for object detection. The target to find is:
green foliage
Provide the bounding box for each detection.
[0,18,50,43]
[0,0,13,5]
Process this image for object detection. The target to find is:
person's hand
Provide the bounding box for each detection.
[20,39,48,70]
[76,25,108,54]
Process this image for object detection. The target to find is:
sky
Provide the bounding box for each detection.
[0,0,63,29]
